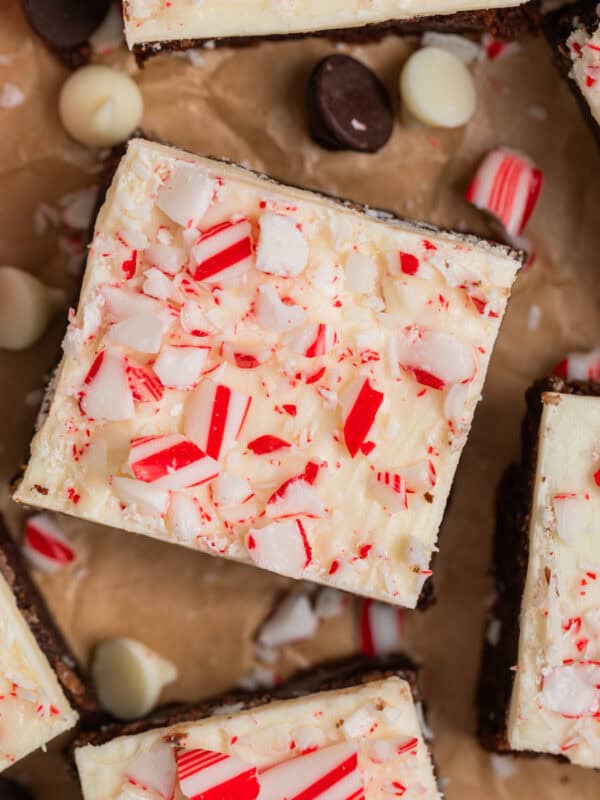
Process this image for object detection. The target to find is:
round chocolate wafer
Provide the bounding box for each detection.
[308,54,393,153]
[22,0,110,50]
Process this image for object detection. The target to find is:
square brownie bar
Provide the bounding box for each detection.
[478,377,600,767]
[14,138,522,608]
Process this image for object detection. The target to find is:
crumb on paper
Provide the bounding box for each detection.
[490,753,518,780]
[527,304,542,331]
[0,82,24,109]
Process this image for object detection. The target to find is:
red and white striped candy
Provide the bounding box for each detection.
[184,379,252,461]
[191,219,254,284]
[125,357,164,403]
[247,436,291,455]
[340,377,384,458]
[258,741,364,800]
[465,147,543,237]
[222,342,271,370]
[180,301,214,338]
[177,748,259,800]
[266,478,325,520]
[396,326,475,391]
[23,514,75,573]
[256,212,308,278]
[359,599,404,657]
[369,471,408,513]
[81,349,135,421]
[402,460,437,490]
[153,344,210,390]
[289,324,338,358]
[125,741,177,800]
[246,520,312,579]
[212,473,255,509]
[553,348,600,382]
[128,434,219,490]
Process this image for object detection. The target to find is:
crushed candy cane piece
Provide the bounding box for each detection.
[254,284,305,331]
[340,377,384,458]
[128,434,219,490]
[125,742,177,800]
[153,344,209,389]
[184,380,252,460]
[81,349,135,421]
[156,162,215,228]
[177,748,259,800]
[466,147,543,237]
[112,476,170,516]
[257,593,318,648]
[256,212,308,277]
[541,662,600,717]
[397,326,475,390]
[191,218,254,284]
[23,513,75,573]
[359,599,404,656]
[553,348,600,382]
[246,519,312,578]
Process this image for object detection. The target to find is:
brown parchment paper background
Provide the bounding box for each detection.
[1,0,600,797]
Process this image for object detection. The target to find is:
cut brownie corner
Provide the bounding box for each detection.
[0,515,98,719]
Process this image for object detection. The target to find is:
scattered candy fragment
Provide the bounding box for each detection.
[177,748,259,800]
[400,47,476,128]
[553,348,600,382]
[127,434,219,490]
[465,147,543,238]
[257,593,318,648]
[125,741,177,800]
[340,377,384,458]
[59,65,143,147]
[92,638,178,720]
[0,267,65,350]
[246,520,312,578]
[359,599,404,656]
[191,219,254,284]
[541,662,600,717]
[23,513,75,573]
[184,380,251,461]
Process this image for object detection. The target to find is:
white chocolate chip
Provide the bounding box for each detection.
[400,47,476,128]
[0,267,65,350]
[92,638,178,720]
[59,66,143,148]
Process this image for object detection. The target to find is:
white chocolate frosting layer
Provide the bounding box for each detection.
[75,677,440,800]
[14,139,521,608]
[0,571,78,769]
[567,15,600,126]
[508,392,600,768]
[123,0,528,46]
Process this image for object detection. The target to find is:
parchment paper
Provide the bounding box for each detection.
[1,1,599,797]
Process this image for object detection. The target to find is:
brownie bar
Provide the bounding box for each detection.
[544,1,600,148]
[477,376,600,753]
[133,3,541,63]
[0,516,97,717]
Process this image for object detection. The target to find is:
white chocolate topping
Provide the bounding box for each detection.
[75,677,440,800]
[14,138,521,608]
[0,570,78,769]
[567,15,600,127]
[123,0,529,47]
[508,392,600,768]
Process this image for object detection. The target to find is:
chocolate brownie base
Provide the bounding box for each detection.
[73,654,422,752]
[0,516,98,717]
[133,3,541,63]
[543,1,600,148]
[477,376,600,753]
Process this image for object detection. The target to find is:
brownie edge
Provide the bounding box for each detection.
[477,376,600,753]
[131,3,541,63]
[0,516,98,717]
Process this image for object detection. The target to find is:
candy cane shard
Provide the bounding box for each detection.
[553,348,600,382]
[247,436,291,455]
[396,326,475,391]
[127,434,219,490]
[541,662,600,717]
[23,513,75,573]
[340,377,384,458]
[125,742,177,800]
[465,147,543,238]
[112,476,170,517]
[246,519,312,578]
[359,599,404,657]
[254,284,305,332]
[184,380,252,461]
[191,218,254,284]
[81,349,135,421]
[125,357,165,403]
[256,212,309,278]
[369,471,408,513]
[177,748,260,800]
[153,344,210,390]
[107,310,173,354]
[156,162,215,228]
[257,741,364,800]
[289,324,338,358]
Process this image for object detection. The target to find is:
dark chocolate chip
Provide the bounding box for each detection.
[22,0,111,50]
[0,777,34,800]
[308,54,393,154]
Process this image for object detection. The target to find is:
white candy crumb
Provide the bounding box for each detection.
[351,118,367,131]
[529,105,548,121]
[0,83,24,109]
[490,753,518,780]
[527,304,541,331]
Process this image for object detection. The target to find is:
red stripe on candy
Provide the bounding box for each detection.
[205,385,231,460]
